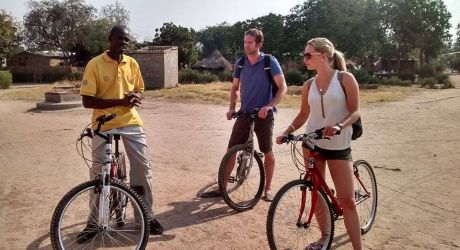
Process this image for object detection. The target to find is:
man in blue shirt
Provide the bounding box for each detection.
[202,28,287,201]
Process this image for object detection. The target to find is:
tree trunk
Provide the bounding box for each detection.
[419,49,424,66]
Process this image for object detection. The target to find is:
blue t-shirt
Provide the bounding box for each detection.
[232,53,283,113]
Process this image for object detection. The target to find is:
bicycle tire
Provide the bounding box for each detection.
[50,179,150,250]
[117,152,127,182]
[218,144,265,212]
[266,179,334,250]
[353,159,378,234]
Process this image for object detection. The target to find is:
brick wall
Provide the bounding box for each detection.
[128,46,178,89]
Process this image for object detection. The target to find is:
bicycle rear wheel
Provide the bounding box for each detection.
[353,159,378,234]
[218,144,264,212]
[50,179,150,249]
[266,179,334,250]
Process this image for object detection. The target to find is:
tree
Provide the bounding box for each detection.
[152,22,198,68]
[197,23,233,59]
[0,10,22,66]
[74,1,131,65]
[23,0,96,61]
[454,23,460,51]
[245,13,286,60]
[100,1,130,30]
[285,0,385,62]
[380,0,451,64]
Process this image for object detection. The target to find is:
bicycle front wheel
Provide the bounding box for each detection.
[218,144,265,212]
[50,179,150,250]
[353,159,378,234]
[266,179,334,250]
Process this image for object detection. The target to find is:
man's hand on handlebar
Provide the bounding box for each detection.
[226,110,236,120]
[258,106,273,119]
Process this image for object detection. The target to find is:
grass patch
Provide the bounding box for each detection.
[143,82,232,105]
[0,81,422,107]
[359,85,421,103]
[0,84,55,101]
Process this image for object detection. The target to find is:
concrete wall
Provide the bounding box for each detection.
[128,46,178,89]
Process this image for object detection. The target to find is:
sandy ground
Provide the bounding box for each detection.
[1,76,460,250]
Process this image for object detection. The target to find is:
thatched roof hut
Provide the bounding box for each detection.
[192,50,232,71]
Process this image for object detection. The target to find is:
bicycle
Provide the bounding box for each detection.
[266,128,377,250]
[50,114,150,249]
[217,109,266,212]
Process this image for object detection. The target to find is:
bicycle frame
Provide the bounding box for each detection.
[93,132,115,228]
[91,131,124,229]
[232,112,258,181]
[296,139,372,227]
[240,115,256,176]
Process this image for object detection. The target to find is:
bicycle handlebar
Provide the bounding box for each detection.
[79,114,117,140]
[281,128,326,144]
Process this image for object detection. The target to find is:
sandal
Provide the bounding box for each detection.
[263,190,274,202]
[306,242,323,250]
[200,190,222,198]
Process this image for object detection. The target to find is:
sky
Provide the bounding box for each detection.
[1,0,459,42]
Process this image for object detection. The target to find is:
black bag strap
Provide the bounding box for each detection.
[237,56,245,72]
[264,55,277,97]
[338,71,347,100]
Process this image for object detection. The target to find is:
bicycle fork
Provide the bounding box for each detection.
[97,136,113,229]
[297,157,319,229]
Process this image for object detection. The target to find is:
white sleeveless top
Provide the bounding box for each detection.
[305,70,352,150]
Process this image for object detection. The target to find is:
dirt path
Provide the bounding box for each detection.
[1,77,459,249]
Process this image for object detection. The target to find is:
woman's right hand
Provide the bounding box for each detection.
[276,134,288,145]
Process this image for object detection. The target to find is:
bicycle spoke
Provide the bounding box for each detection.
[267,180,334,250]
[51,180,149,249]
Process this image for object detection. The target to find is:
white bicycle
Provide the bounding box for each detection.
[50,114,150,249]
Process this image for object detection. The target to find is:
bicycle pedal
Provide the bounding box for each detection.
[228,176,236,183]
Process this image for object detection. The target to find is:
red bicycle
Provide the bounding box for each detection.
[266,128,377,250]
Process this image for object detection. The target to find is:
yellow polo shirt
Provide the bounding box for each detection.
[80,52,144,131]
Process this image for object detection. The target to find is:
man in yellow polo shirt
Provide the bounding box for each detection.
[78,26,163,243]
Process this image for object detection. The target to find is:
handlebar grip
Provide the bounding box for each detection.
[105,113,117,123]
[232,111,243,119]
[281,134,294,143]
[79,128,94,140]
[314,128,325,139]
[96,113,117,124]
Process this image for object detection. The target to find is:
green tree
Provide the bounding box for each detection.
[197,22,233,59]
[285,0,384,62]
[380,0,451,64]
[245,13,286,60]
[0,10,22,67]
[23,0,96,61]
[100,1,130,29]
[454,23,460,51]
[152,22,198,68]
[74,1,131,65]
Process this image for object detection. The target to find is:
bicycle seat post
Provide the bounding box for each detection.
[114,134,121,158]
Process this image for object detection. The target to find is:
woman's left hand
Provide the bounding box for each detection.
[322,125,341,137]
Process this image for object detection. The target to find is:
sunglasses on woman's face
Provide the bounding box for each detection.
[303,52,322,60]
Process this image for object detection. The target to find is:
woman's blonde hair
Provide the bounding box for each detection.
[306,38,346,71]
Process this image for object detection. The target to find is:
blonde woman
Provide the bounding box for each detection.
[276,38,362,249]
